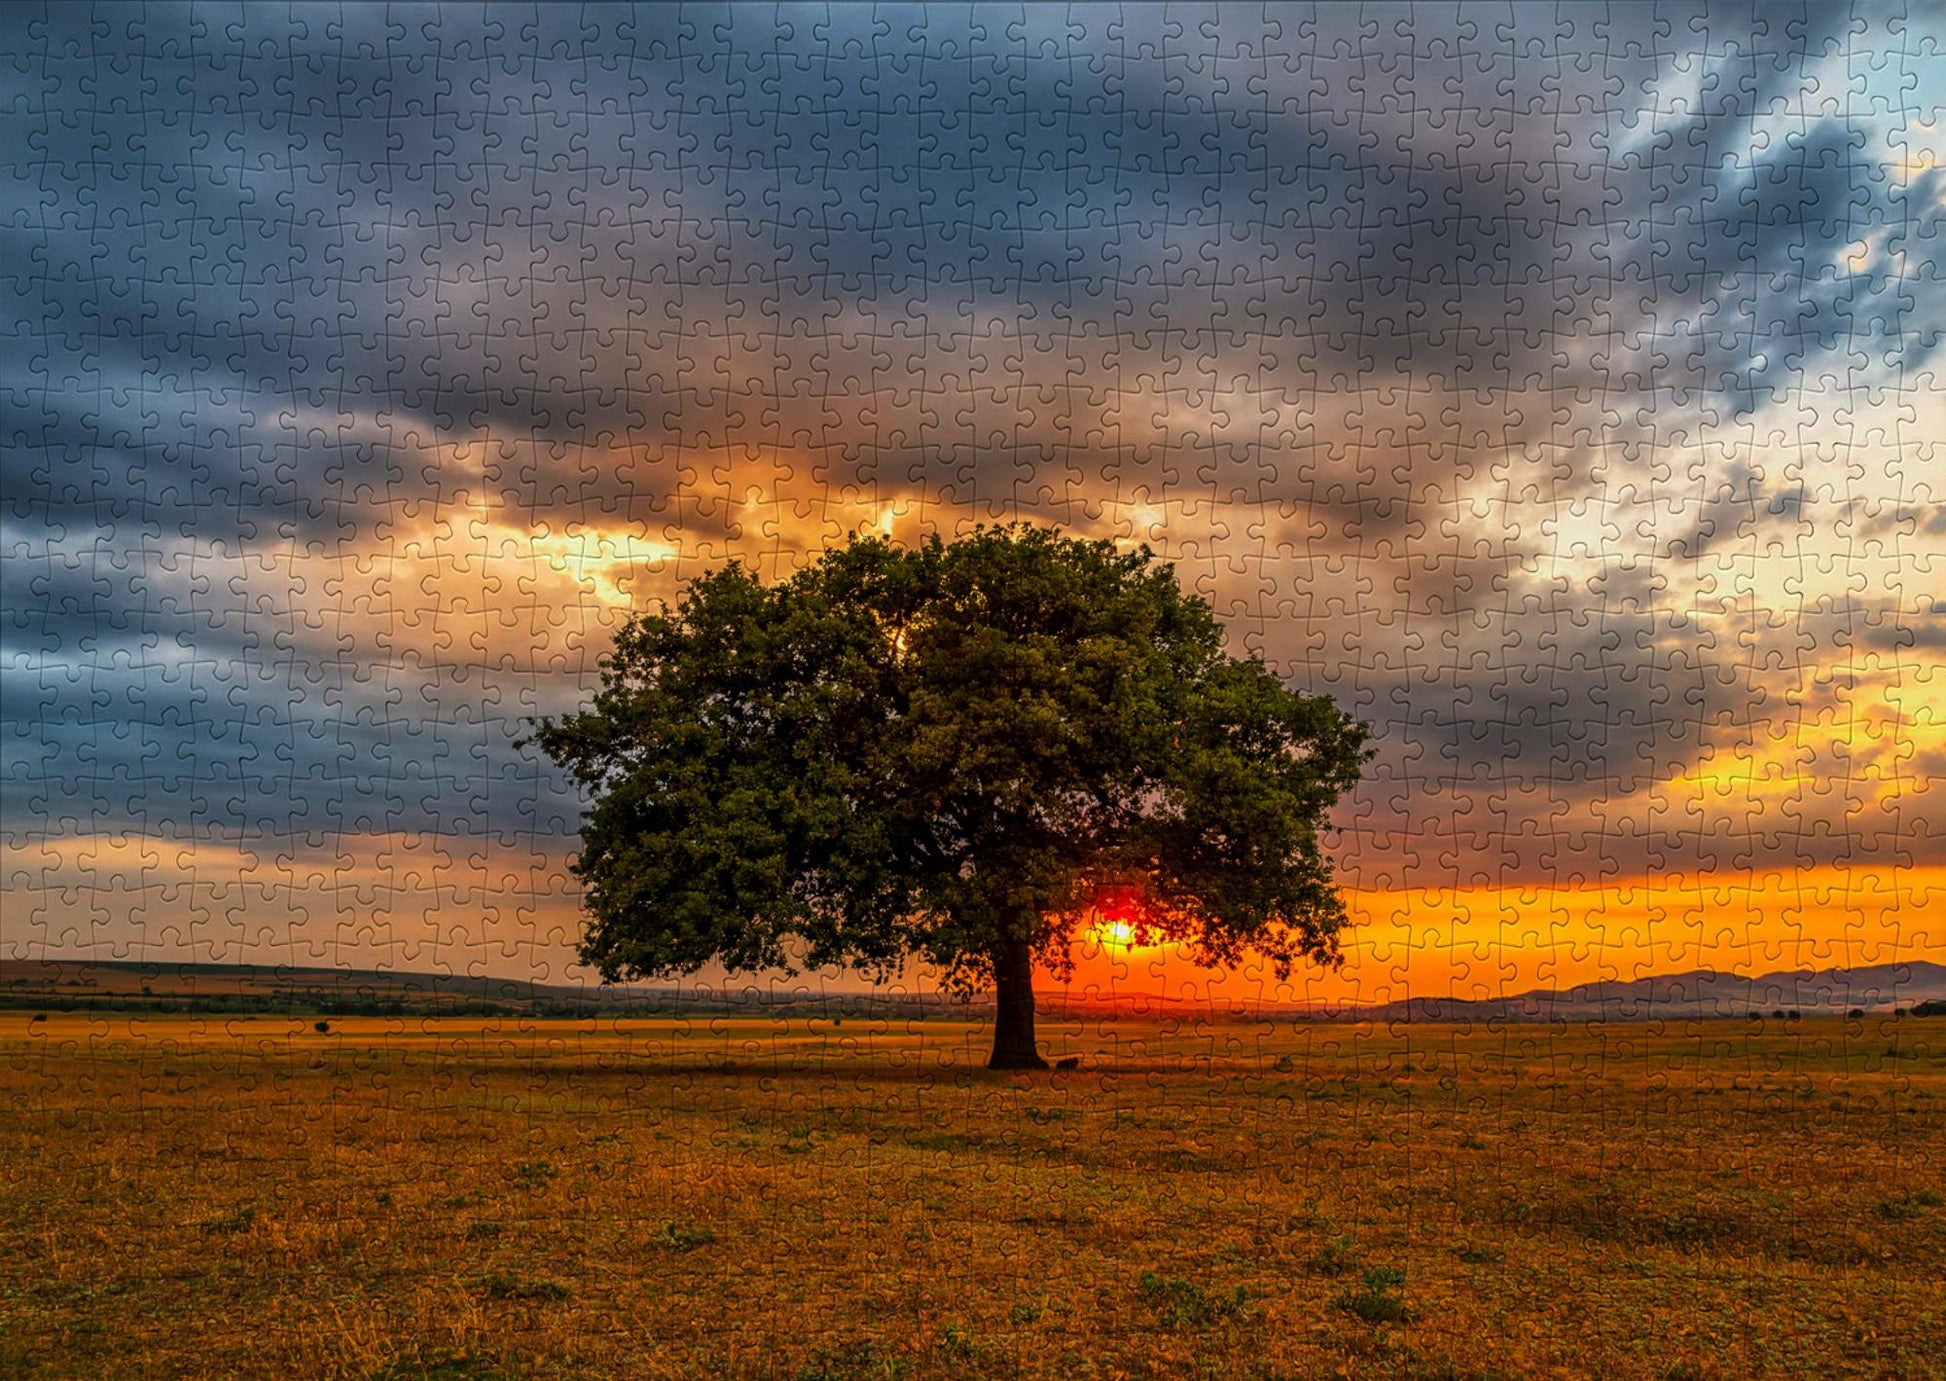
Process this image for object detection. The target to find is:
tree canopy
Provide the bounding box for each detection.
[531,525,1372,1068]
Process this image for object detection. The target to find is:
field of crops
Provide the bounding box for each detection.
[4,1012,1942,1379]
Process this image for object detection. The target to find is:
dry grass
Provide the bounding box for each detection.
[3,1011,1943,1379]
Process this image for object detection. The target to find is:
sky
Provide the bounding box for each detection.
[3,3,1941,1003]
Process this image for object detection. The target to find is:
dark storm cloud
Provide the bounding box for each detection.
[2,1,1936,903]
[11,2,1920,525]
[1,525,584,847]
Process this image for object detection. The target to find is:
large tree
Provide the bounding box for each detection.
[531,525,1371,1069]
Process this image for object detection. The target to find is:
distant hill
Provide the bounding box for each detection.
[0,957,949,1019]
[1362,961,1946,1023]
[4,956,1943,1021]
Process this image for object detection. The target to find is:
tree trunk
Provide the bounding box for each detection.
[988,938,1047,1070]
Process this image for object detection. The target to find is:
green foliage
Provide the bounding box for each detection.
[1136,1271,1253,1328]
[1309,1233,1360,1276]
[1338,1266,1410,1324]
[529,525,1371,1003]
[512,1161,557,1190]
[939,1323,979,1360]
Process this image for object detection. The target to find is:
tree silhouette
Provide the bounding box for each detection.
[531,526,1371,1069]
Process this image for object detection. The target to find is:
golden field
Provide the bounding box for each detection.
[3,1011,1942,1380]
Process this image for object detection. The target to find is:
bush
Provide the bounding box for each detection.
[1338,1266,1410,1324]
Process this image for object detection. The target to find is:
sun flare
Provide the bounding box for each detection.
[1099,920,1137,948]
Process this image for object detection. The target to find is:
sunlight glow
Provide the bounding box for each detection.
[532,526,679,605]
[1098,920,1136,949]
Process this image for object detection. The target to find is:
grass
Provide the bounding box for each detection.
[1338,1266,1410,1324]
[2,1012,1942,1378]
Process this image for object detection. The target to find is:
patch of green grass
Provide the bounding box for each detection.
[796,1340,909,1380]
[1338,1266,1410,1325]
[511,1161,557,1190]
[1309,1233,1359,1276]
[659,1221,715,1251]
[1875,1191,1943,1221]
[476,1272,569,1302]
[1136,1271,1253,1329]
[938,1323,979,1361]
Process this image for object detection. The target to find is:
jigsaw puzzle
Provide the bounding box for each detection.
[3,3,1942,1376]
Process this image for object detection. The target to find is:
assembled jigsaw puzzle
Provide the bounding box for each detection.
[3,4,1942,1377]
